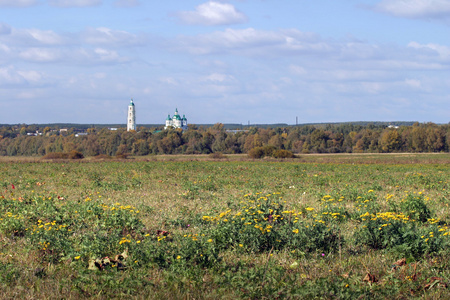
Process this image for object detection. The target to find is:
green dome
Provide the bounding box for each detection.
[173,108,181,120]
[129,99,135,106]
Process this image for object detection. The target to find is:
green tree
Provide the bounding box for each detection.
[380,129,401,152]
[411,126,426,152]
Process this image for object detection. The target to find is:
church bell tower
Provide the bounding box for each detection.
[127,99,136,131]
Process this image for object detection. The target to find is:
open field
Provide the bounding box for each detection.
[1,153,449,298]
[2,152,449,164]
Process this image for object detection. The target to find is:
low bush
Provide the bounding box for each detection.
[248,147,265,159]
[68,150,84,159]
[203,193,341,254]
[42,151,83,159]
[400,193,431,222]
[272,149,295,158]
[0,193,144,264]
[261,145,277,157]
[354,210,448,259]
[248,146,294,159]
[209,152,227,159]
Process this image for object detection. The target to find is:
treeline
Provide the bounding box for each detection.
[0,122,449,157]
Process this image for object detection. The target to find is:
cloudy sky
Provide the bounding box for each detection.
[0,0,449,125]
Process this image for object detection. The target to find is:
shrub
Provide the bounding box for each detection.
[248,147,265,159]
[400,194,431,222]
[116,153,129,159]
[248,146,279,159]
[0,192,146,264]
[68,150,84,159]
[209,152,227,159]
[272,149,294,158]
[354,215,409,250]
[42,151,84,159]
[353,210,449,259]
[261,145,277,157]
[204,193,341,254]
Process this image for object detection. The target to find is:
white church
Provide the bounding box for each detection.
[165,108,188,130]
[126,99,188,131]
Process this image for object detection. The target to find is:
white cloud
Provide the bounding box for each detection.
[0,24,133,65]
[318,70,392,82]
[175,28,323,55]
[174,28,450,77]
[203,73,235,82]
[48,0,101,7]
[0,67,25,85]
[159,77,178,85]
[25,29,66,45]
[81,27,143,46]
[17,91,39,99]
[16,46,129,65]
[17,70,44,83]
[93,48,121,61]
[93,72,106,79]
[114,0,139,7]
[289,65,307,75]
[404,78,422,88]
[408,41,450,59]
[0,66,46,86]
[0,23,11,35]
[71,47,130,65]
[0,0,37,7]
[177,1,247,26]
[1,25,141,48]
[376,60,445,70]
[0,43,10,53]
[2,28,69,47]
[19,48,62,62]
[375,0,450,19]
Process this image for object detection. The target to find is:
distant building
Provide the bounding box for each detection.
[27,131,42,136]
[226,130,249,134]
[127,99,136,131]
[165,108,188,130]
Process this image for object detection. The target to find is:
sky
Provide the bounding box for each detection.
[0,0,449,125]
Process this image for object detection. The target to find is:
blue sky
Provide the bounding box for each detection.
[0,0,449,125]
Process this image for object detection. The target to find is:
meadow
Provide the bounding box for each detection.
[1,153,449,299]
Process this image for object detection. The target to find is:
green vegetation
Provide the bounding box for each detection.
[0,122,449,157]
[0,154,450,298]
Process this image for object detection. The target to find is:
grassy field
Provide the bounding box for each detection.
[1,153,449,299]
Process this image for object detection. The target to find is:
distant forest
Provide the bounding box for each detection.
[0,122,449,157]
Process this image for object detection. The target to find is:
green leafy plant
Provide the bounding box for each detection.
[400,193,431,222]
